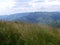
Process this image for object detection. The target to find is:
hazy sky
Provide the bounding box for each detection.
[0,0,60,15]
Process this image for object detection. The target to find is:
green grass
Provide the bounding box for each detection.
[0,21,60,45]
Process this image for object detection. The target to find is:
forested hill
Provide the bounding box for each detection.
[0,12,60,27]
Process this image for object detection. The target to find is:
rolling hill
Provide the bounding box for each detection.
[0,12,60,45]
[0,12,60,27]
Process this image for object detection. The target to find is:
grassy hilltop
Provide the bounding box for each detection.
[0,21,60,45]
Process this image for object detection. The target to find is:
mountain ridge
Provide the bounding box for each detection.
[0,12,60,27]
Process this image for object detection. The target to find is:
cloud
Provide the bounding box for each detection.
[1,0,60,15]
[9,1,60,14]
[14,0,32,2]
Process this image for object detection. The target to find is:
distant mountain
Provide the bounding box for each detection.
[0,12,60,27]
[0,13,30,21]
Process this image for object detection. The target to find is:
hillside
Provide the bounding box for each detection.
[0,12,60,27]
[0,21,60,45]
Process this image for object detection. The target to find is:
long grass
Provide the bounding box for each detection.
[0,21,60,45]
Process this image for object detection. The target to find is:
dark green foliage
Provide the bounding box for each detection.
[0,28,25,45]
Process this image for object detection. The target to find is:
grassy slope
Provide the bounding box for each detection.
[0,21,60,45]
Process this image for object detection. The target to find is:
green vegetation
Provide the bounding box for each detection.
[0,21,60,45]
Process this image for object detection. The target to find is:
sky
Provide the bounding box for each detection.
[0,0,60,15]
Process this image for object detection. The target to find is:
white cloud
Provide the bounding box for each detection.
[0,0,60,15]
[31,1,60,11]
[10,1,60,14]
